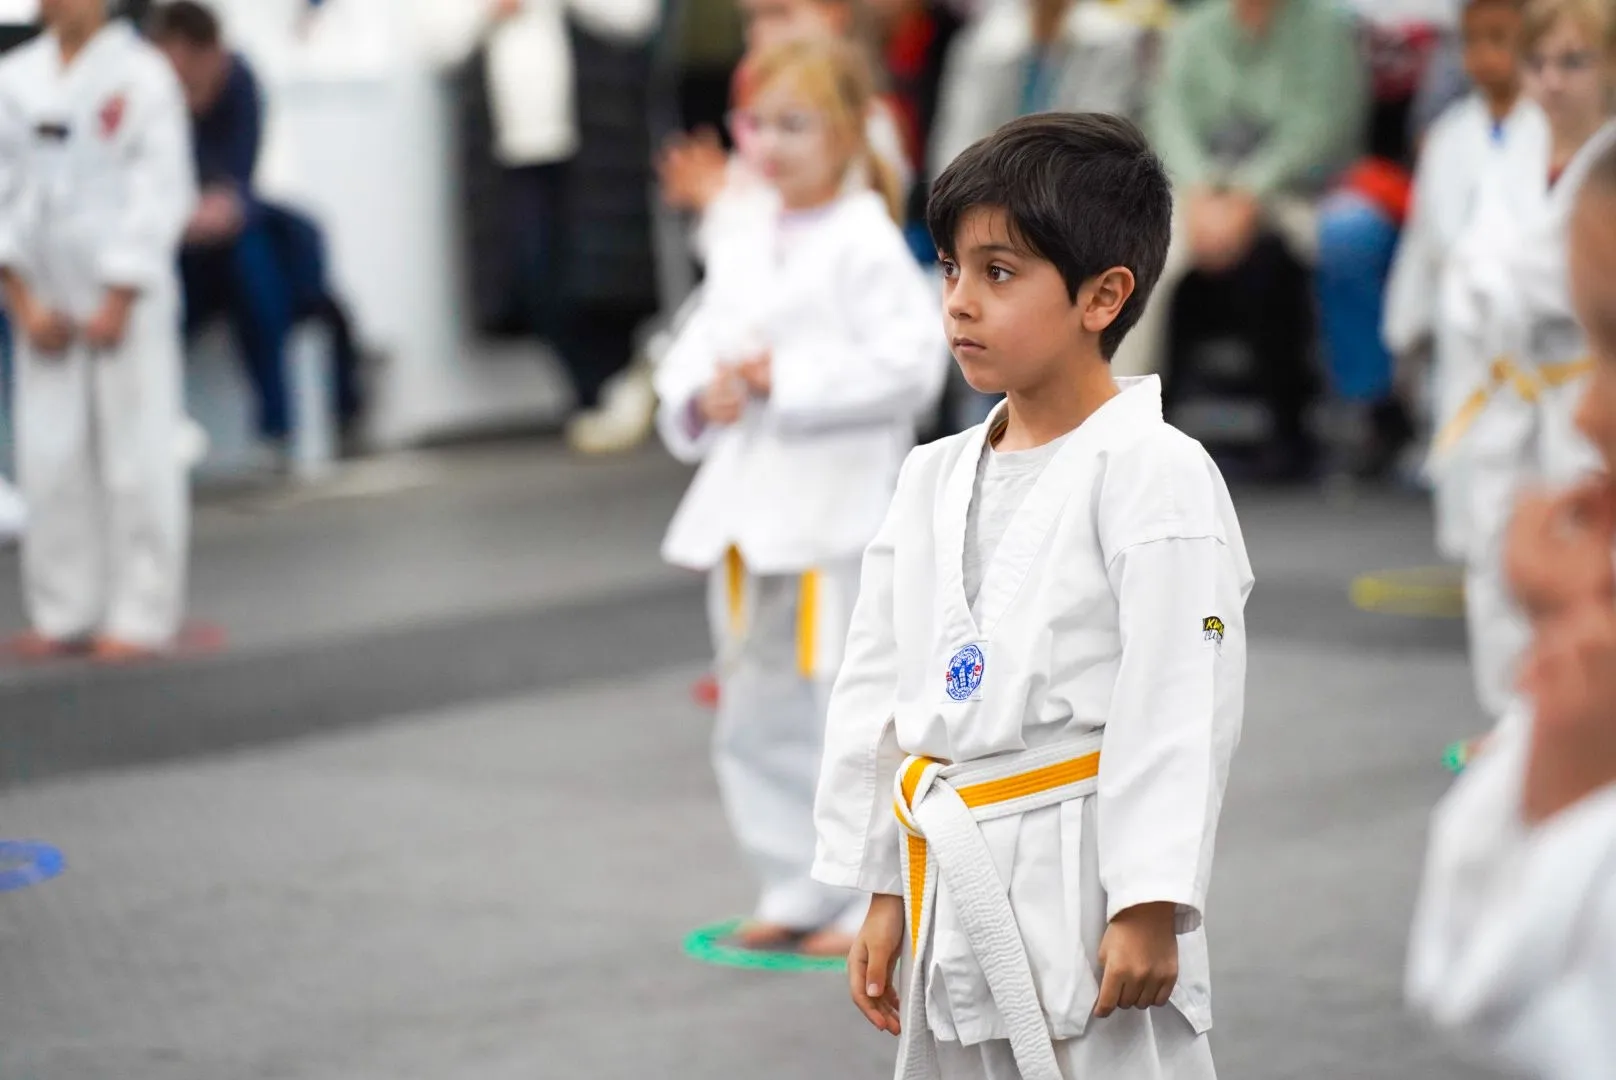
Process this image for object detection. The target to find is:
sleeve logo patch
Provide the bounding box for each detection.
[1202,616,1225,644]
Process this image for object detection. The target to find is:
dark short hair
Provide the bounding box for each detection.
[147,1,221,48]
[926,113,1172,360]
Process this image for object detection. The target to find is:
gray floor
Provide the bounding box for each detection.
[0,442,1513,1079]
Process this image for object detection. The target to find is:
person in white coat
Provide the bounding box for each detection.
[1435,0,1615,726]
[815,113,1252,1080]
[656,37,946,958]
[1383,0,1532,562]
[1407,140,1616,1080]
[0,0,195,659]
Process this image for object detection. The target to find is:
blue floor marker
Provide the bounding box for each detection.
[0,841,65,892]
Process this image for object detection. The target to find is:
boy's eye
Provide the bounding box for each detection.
[987,264,1014,283]
[939,259,959,280]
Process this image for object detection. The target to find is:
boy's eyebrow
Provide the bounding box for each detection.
[959,242,1027,258]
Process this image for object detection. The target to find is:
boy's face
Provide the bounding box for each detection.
[1461,2,1523,99]
[939,206,1091,395]
[1570,186,1616,474]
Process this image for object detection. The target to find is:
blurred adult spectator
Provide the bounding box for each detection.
[928,0,1161,175]
[149,1,365,455]
[420,0,662,455]
[1121,0,1365,480]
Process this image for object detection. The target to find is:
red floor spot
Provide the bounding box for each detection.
[692,674,720,709]
[0,621,227,667]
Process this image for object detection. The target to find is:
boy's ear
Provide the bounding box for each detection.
[1081,266,1137,335]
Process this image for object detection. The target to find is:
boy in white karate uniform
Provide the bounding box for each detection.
[1408,140,1616,1080]
[0,0,195,658]
[814,113,1253,1080]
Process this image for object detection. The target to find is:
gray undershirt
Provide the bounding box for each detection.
[963,434,1071,616]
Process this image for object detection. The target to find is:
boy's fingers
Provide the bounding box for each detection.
[1115,976,1142,1010]
[866,940,894,998]
[1093,967,1121,1018]
[1153,981,1174,1008]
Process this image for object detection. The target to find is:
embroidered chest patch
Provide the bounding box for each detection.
[1202,617,1226,644]
[945,644,985,702]
[99,93,127,140]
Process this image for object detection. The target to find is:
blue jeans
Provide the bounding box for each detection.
[1316,193,1400,403]
[182,221,294,439]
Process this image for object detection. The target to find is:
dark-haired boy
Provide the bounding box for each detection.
[813,112,1252,1079]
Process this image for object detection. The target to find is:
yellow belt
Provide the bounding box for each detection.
[724,545,823,680]
[1432,355,1594,457]
[894,748,1102,952]
[891,741,1103,1080]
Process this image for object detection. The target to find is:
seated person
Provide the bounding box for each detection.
[1120,0,1365,479]
[149,1,363,451]
[928,0,1163,173]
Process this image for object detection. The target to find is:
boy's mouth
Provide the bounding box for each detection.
[952,336,986,353]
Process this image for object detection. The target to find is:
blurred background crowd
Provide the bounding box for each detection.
[0,0,1506,499]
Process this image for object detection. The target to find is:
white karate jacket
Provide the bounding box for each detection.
[657,189,948,575]
[1409,714,1616,1080]
[0,21,195,317]
[814,378,1253,1045]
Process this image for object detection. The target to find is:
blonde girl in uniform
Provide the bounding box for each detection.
[655,37,945,957]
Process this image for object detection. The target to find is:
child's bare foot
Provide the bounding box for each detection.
[8,632,79,660]
[731,921,801,950]
[800,928,856,958]
[90,637,165,664]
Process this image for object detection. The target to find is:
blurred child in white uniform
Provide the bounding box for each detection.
[1383,0,1534,563]
[1408,138,1616,1080]
[0,0,195,658]
[1437,0,1615,726]
[656,36,946,956]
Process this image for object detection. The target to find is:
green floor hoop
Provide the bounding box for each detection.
[682,919,847,973]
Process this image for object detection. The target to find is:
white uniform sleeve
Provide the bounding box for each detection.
[98,61,196,294]
[812,458,912,896]
[567,0,661,43]
[653,303,723,464]
[0,75,27,275]
[1097,441,1249,932]
[1382,140,1445,358]
[1408,718,1616,1079]
[767,242,946,435]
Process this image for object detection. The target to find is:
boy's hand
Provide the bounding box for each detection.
[697,366,746,426]
[1094,901,1179,1018]
[849,893,905,1036]
[737,353,771,397]
[1506,480,1616,622]
[83,289,136,351]
[1521,599,1616,824]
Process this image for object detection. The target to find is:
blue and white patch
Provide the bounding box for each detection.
[945,644,986,702]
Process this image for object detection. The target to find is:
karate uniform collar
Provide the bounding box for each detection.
[42,18,134,79]
[936,375,1164,644]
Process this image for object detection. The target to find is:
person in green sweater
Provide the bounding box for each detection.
[1113,0,1366,479]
